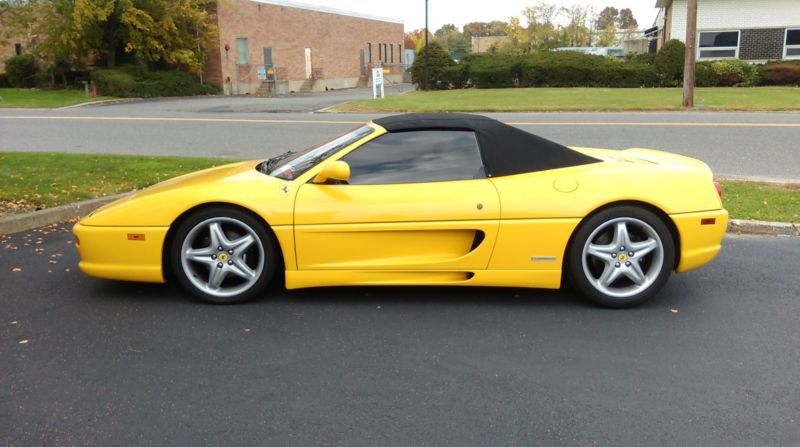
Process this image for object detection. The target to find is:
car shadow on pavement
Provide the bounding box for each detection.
[84,278,685,310]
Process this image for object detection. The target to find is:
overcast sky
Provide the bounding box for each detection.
[293,0,660,31]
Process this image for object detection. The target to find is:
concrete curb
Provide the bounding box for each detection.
[55,98,143,110]
[0,193,129,235]
[728,219,799,237]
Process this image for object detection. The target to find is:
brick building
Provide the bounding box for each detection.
[205,0,405,95]
[655,0,800,62]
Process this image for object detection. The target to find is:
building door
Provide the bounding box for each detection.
[263,47,272,66]
[359,49,366,75]
[304,47,312,79]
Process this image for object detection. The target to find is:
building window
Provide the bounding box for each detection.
[384,44,388,63]
[390,44,394,63]
[236,37,249,65]
[698,30,740,59]
[14,43,22,55]
[368,42,372,64]
[399,44,402,63]
[785,29,800,59]
[378,43,382,62]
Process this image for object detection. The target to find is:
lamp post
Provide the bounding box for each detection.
[424,0,429,91]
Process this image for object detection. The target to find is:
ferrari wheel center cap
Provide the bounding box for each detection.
[618,253,628,262]
[218,252,229,262]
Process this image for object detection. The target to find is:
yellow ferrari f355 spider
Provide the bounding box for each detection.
[73,113,727,307]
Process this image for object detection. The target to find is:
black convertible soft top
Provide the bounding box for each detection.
[373,113,598,177]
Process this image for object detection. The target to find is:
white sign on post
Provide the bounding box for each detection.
[372,67,385,99]
[256,66,267,80]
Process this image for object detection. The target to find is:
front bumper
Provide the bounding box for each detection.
[671,209,729,273]
[73,223,169,283]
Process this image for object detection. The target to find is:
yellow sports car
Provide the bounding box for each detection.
[73,113,727,308]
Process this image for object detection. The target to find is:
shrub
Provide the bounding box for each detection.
[695,59,759,87]
[440,64,467,89]
[516,51,658,88]
[411,41,455,90]
[0,73,10,88]
[695,62,718,87]
[92,68,138,97]
[464,54,520,88]
[759,63,800,86]
[4,54,38,88]
[92,67,212,97]
[654,39,685,86]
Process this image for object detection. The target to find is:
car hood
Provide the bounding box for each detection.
[80,160,292,227]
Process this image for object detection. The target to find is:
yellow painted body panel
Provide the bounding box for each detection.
[73,121,727,291]
[671,209,729,273]
[73,223,168,283]
[285,269,562,290]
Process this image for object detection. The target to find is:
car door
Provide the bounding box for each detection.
[293,130,500,271]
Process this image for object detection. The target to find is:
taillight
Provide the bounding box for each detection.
[714,182,723,198]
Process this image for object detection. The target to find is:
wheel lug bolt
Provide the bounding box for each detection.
[625,261,632,267]
[615,262,621,268]
[227,260,234,265]
[217,246,223,251]
[211,254,217,259]
[612,253,617,258]
[628,251,634,257]
[228,249,234,255]
[217,262,223,268]
[620,246,625,251]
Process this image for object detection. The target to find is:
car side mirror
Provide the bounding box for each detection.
[313,161,350,184]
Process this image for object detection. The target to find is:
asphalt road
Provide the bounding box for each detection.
[1,225,798,446]
[1,93,799,180]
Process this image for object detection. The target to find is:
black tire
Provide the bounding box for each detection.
[169,207,278,304]
[567,206,676,308]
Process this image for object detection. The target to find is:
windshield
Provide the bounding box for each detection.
[268,126,375,180]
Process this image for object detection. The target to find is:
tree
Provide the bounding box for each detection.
[594,6,618,31]
[0,0,217,74]
[410,41,454,90]
[407,29,429,54]
[618,8,638,30]
[560,4,591,47]
[523,2,560,49]
[503,16,530,54]
[463,21,508,39]
[434,24,457,39]
[655,39,686,86]
[597,23,618,47]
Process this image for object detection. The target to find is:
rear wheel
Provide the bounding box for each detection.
[568,206,675,308]
[170,207,277,304]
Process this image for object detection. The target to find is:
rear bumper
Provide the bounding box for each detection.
[671,209,729,273]
[73,223,168,283]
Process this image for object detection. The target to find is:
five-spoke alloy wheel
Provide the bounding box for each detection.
[568,206,675,308]
[171,207,277,304]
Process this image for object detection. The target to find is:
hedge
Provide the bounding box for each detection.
[4,54,38,88]
[456,52,658,89]
[759,62,800,86]
[91,67,219,97]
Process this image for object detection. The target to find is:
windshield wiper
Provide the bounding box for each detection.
[263,150,295,172]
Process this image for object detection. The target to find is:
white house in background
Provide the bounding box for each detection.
[655,0,800,62]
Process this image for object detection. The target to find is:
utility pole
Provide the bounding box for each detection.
[682,0,698,107]
[424,0,429,91]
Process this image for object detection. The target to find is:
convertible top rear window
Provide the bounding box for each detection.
[373,114,599,177]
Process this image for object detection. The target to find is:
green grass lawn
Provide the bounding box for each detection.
[0,88,115,108]
[720,180,800,223]
[337,87,800,112]
[0,152,797,222]
[0,152,237,213]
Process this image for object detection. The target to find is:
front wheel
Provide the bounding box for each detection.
[170,207,277,304]
[567,206,676,308]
